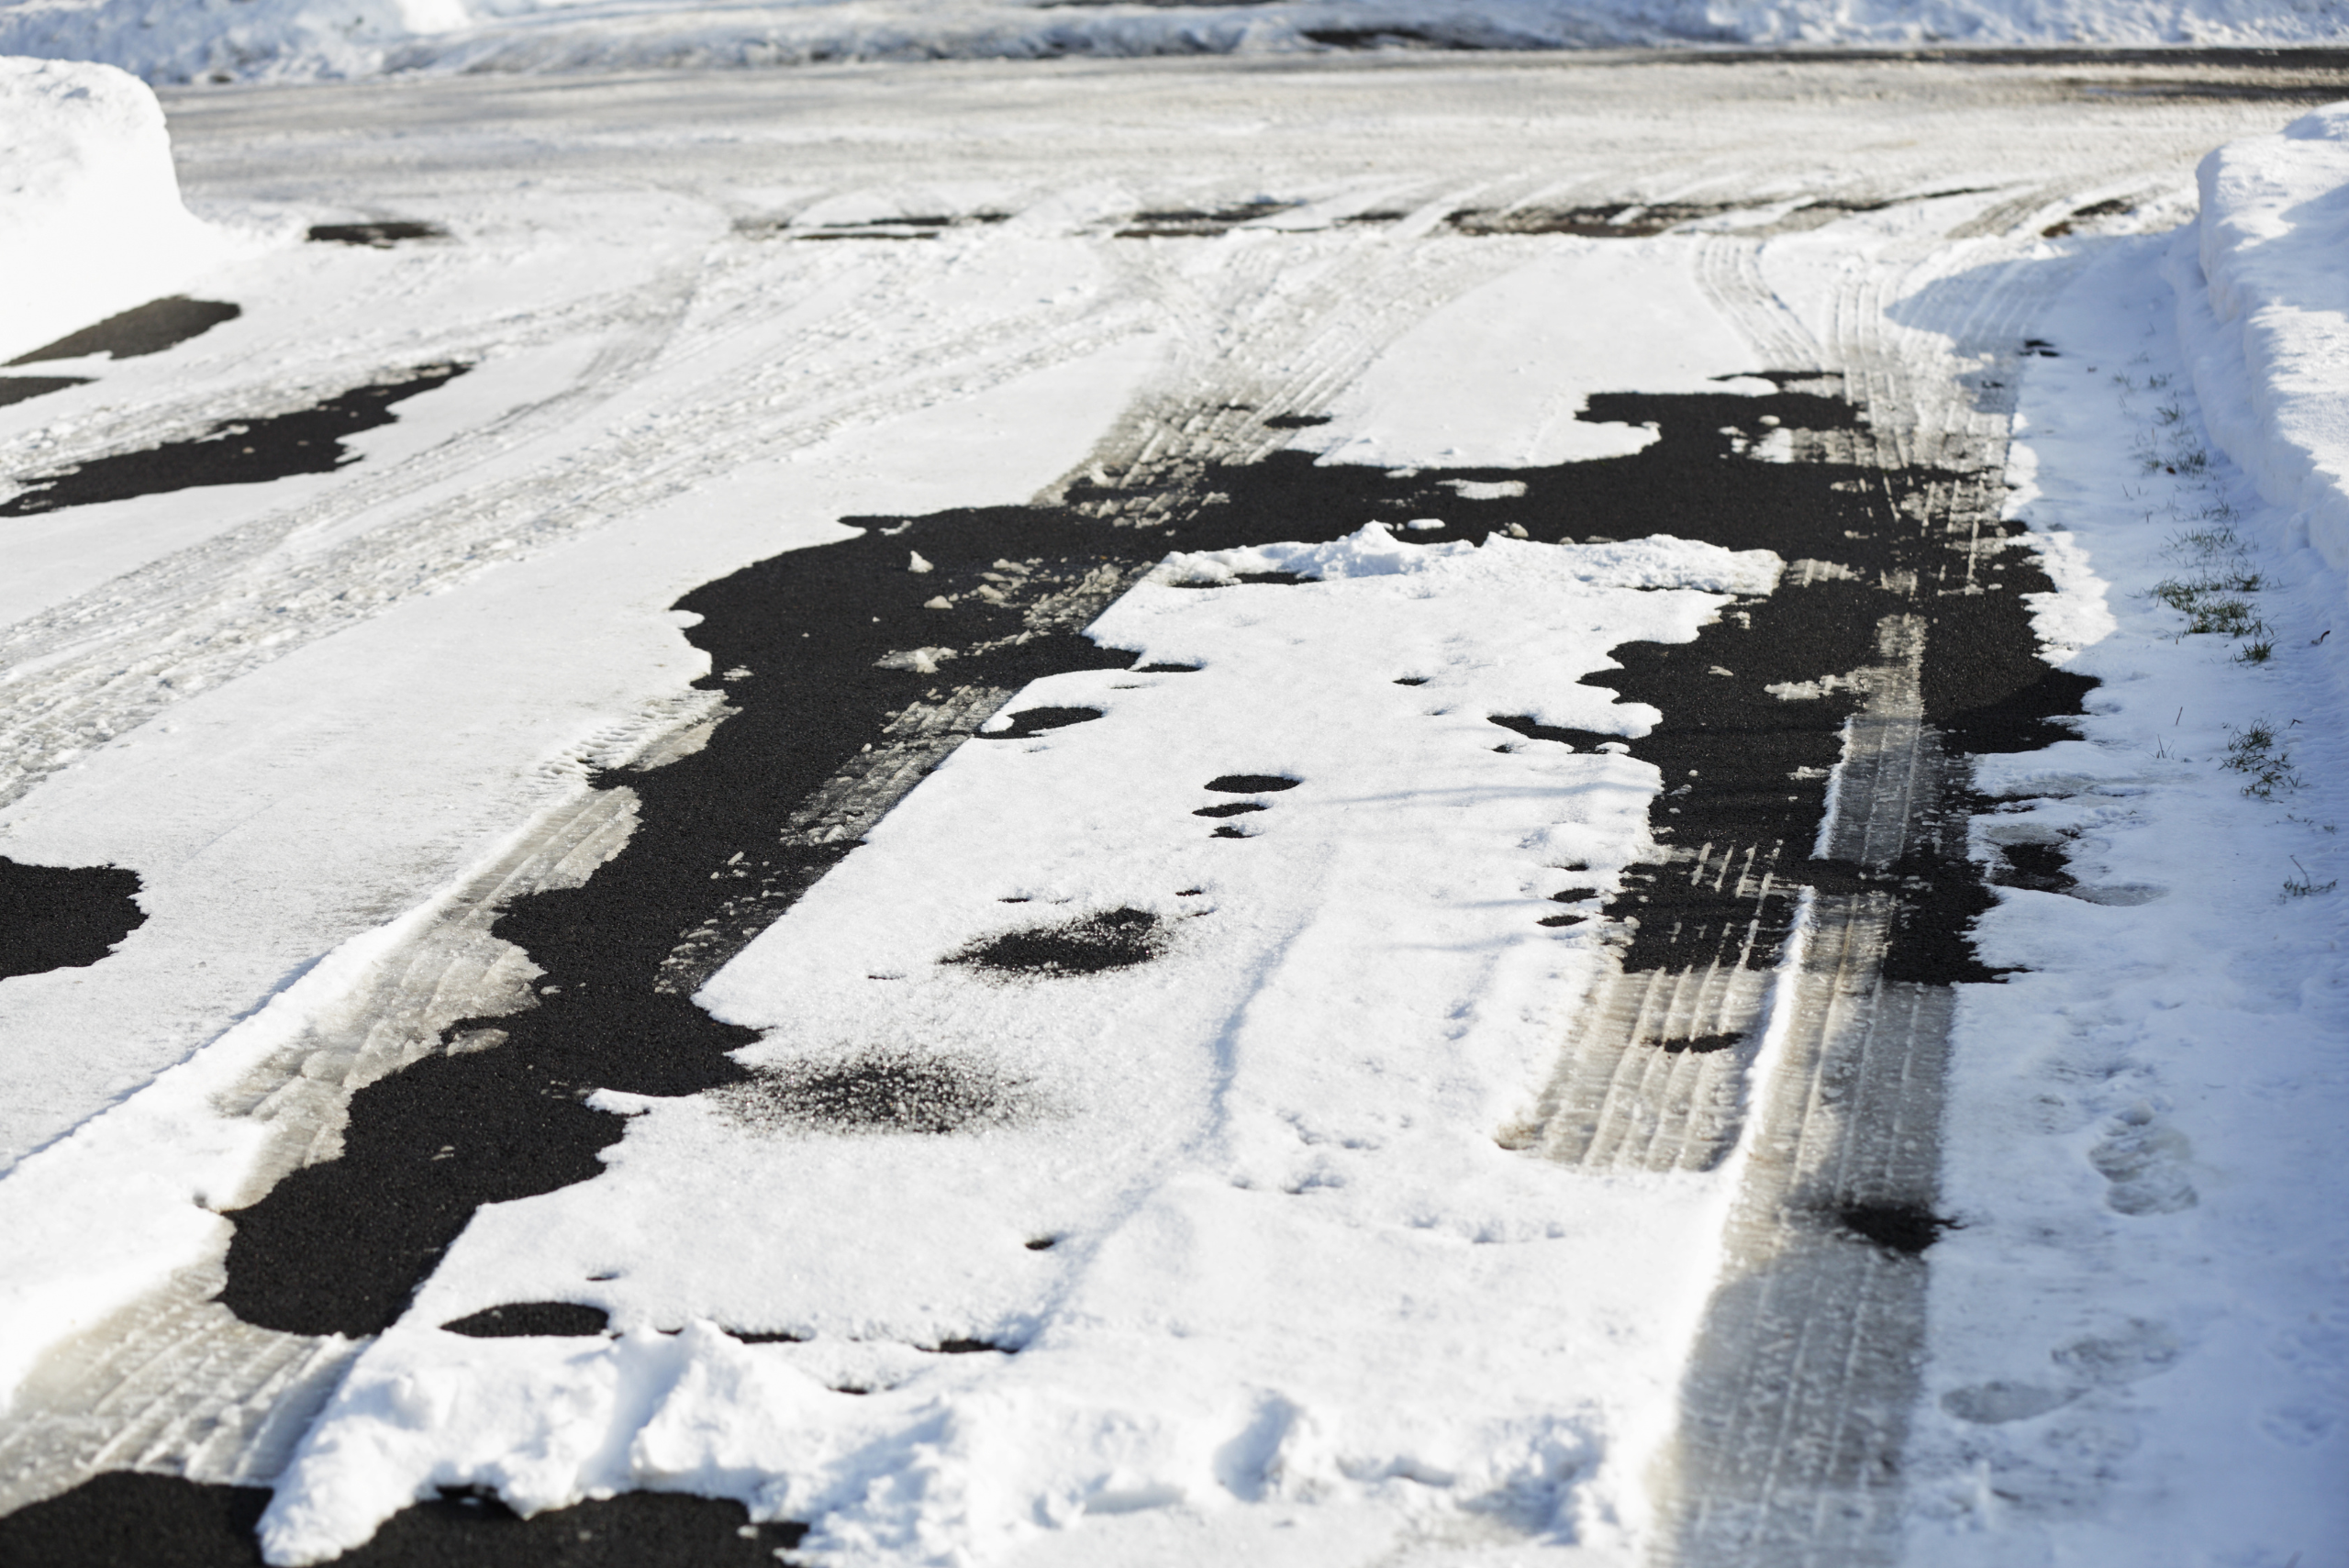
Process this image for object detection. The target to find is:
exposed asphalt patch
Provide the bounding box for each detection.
[1114,200,1297,238]
[1833,1200,1960,1256]
[0,363,467,517]
[719,1049,1035,1134]
[0,1473,807,1568]
[307,221,449,247]
[217,374,2076,1351]
[1169,569,1313,586]
[2041,197,2136,239]
[0,856,144,982]
[1668,45,2349,70]
[1543,384,2088,988]
[1444,190,1987,239]
[2066,76,2349,103]
[1486,713,1620,749]
[0,376,92,407]
[1661,1031,1744,1055]
[977,705,1102,740]
[7,296,240,364]
[1448,203,1733,238]
[440,1301,612,1337]
[1991,838,2076,893]
[946,906,1166,976]
[737,214,1010,240]
[1204,773,1297,793]
[801,217,1008,239]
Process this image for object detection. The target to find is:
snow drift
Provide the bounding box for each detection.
[0,55,239,362]
[2171,100,2349,577]
[2,0,2345,86]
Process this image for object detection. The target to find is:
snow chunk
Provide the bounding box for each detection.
[1154,521,1781,595]
[876,645,956,674]
[1442,479,1528,501]
[260,1322,852,1564]
[2018,526,2118,662]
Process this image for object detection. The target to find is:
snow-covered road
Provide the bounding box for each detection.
[2,50,2345,1568]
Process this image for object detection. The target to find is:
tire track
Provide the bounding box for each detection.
[0,232,1161,815]
[0,206,1525,1516]
[1625,230,2094,1567]
[0,699,708,1517]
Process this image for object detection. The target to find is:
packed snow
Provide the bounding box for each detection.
[260,526,1786,1564]
[2,0,2345,85]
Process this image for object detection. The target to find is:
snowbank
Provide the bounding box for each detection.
[2,0,2344,86]
[0,55,240,362]
[2171,101,2349,575]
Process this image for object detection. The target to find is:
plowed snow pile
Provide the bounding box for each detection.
[2174,101,2349,573]
[1,0,2344,85]
[0,56,240,360]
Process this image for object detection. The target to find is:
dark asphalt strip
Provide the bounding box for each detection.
[1566,385,2090,992]
[18,376,2085,1562]
[0,364,467,517]
[0,857,145,982]
[1658,44,2349,70]
[7,297,242,366]
[306,222,451,248]
[0,376,93,407]
[0,1472,806,1567]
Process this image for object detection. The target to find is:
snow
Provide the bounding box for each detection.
[0,917,382,1406]
[1153,522,1783,594]
[0,56,247,362]
[2173,101,2349,578]
[0,191,1163,1172]
[0,331,1169,1399]
[3,0,2346,87]
[1906,211,2349,1564]
[1286,246,1779,471]
[4,47,2347,1568]
[260,523,1781,1564]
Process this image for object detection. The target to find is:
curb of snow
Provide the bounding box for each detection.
[2170,99,2349,582]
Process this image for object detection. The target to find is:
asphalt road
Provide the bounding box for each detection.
[3,46,2345,1568]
